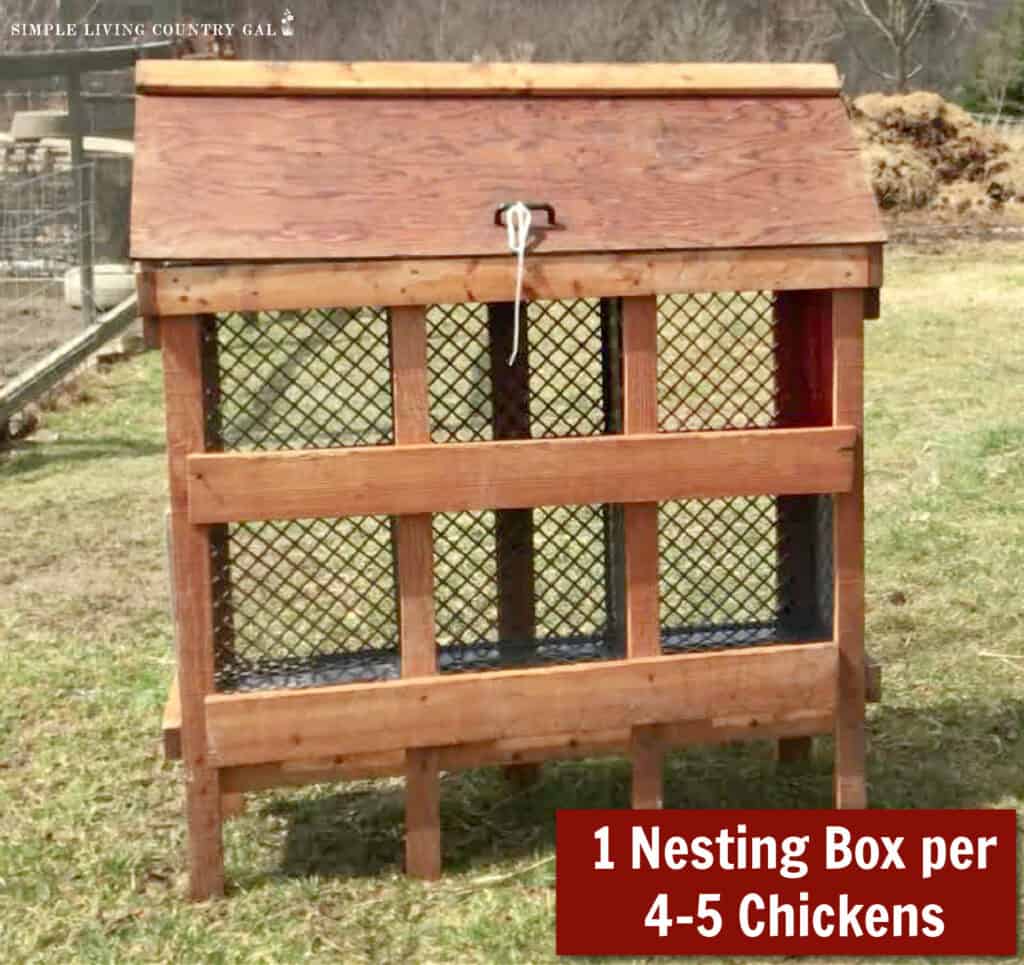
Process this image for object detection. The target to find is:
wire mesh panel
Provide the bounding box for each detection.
[426,299,607,442]
[203,292,833,692]
[432,503,615,674]
[212,516,400,692]
[206,307,393,451]
[657,291,778,432]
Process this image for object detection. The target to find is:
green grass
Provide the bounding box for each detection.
[1,243,1023,962]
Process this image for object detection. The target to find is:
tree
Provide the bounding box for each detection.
[964,0,1024,116]
[832,0,974,91]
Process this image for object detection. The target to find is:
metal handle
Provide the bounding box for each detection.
[494,201,557,227]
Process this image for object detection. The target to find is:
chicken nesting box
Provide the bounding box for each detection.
[131,60,884,899]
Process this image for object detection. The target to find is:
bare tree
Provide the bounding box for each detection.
[645,0,741,61]
[832,0,974,91]
[969,0,1024,116]
[745,0,841,62]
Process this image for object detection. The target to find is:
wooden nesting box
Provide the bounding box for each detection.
[132,60,884,900]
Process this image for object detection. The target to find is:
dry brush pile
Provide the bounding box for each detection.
[851,92,1024,219]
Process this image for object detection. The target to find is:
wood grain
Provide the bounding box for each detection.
[187,427,857,524]
[204,643,838,767]
[139,245,881,317]
[832,290,867,808]
[136,60,842,97]
[390,305,441,880]
[219,708,835,792]
[131,95,883,261]
[161,316,224,900]
[621,295,663,808]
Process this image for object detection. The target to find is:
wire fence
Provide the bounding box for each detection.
[0,164,95,390]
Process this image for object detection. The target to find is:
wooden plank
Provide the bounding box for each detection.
[136,61,842,97]
[774,290,834,765]
[131,96,883,261]
[621,295,663,808]
[832,290,867,809]
[220,708,835,792]
[390,304,441,880]
[184,653,882,786]
[187,426,857,524]
[205,642,837,767]
[161,316,224,900]
[163,675,182,761]
[140,245,881,318]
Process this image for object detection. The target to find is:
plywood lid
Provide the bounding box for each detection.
[131,61,883,263]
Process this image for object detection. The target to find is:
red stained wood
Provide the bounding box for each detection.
[131,95,882,261]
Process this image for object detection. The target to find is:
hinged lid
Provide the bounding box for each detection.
[130,61,883,262]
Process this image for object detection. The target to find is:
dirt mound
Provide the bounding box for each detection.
[851,91,1022,215]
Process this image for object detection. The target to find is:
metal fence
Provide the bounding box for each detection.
[0,163,95,390]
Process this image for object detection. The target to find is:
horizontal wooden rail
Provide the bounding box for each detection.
[187,426,856,524]
[137,61,842,97]
[138,244,881,317]
[218,710,834,791]
[205,642,837,767]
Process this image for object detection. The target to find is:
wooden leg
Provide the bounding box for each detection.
[631,726,664,809]
[405,748,441,880]
[831,290,867,808]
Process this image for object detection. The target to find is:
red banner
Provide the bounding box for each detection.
[556,809,1017,956]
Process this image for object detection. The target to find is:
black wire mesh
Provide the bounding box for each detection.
[657,291,778,432]
[205,307,393,451]
[202,294,833,693]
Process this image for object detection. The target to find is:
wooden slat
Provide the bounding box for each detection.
[140,245,882,318]
[161,316,224,900]
[621,295,663,809]
[186,657,886,790]
[137,61,842,97]
[832,290,867,809]
[131,96,883,261]
[187,427,857,524]
[163,674,182,760]
[389,304,441,880]
[220,708,835,792]
[205,643,837,767]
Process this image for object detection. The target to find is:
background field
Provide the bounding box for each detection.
[1,242,1022,963]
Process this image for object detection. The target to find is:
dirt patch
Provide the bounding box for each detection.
[0,290,85,386]
[851,91,1024,220]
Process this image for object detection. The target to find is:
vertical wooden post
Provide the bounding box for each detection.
[774,290,833,765]
[161,316,224,900]
[390,305,442,878]
[621,296,663,809]
[487,302,542,787]
[832,289,867,808]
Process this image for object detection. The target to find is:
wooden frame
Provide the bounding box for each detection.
[137,59,880,900]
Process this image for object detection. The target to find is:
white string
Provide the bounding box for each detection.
[503,201,532,365]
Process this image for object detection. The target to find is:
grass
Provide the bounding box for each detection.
[1,242,1023,963]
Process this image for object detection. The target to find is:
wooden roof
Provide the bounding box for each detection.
[130,61,883,262]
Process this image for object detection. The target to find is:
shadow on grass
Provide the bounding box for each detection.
[0,435,164,476]
[266,697,1024,882]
